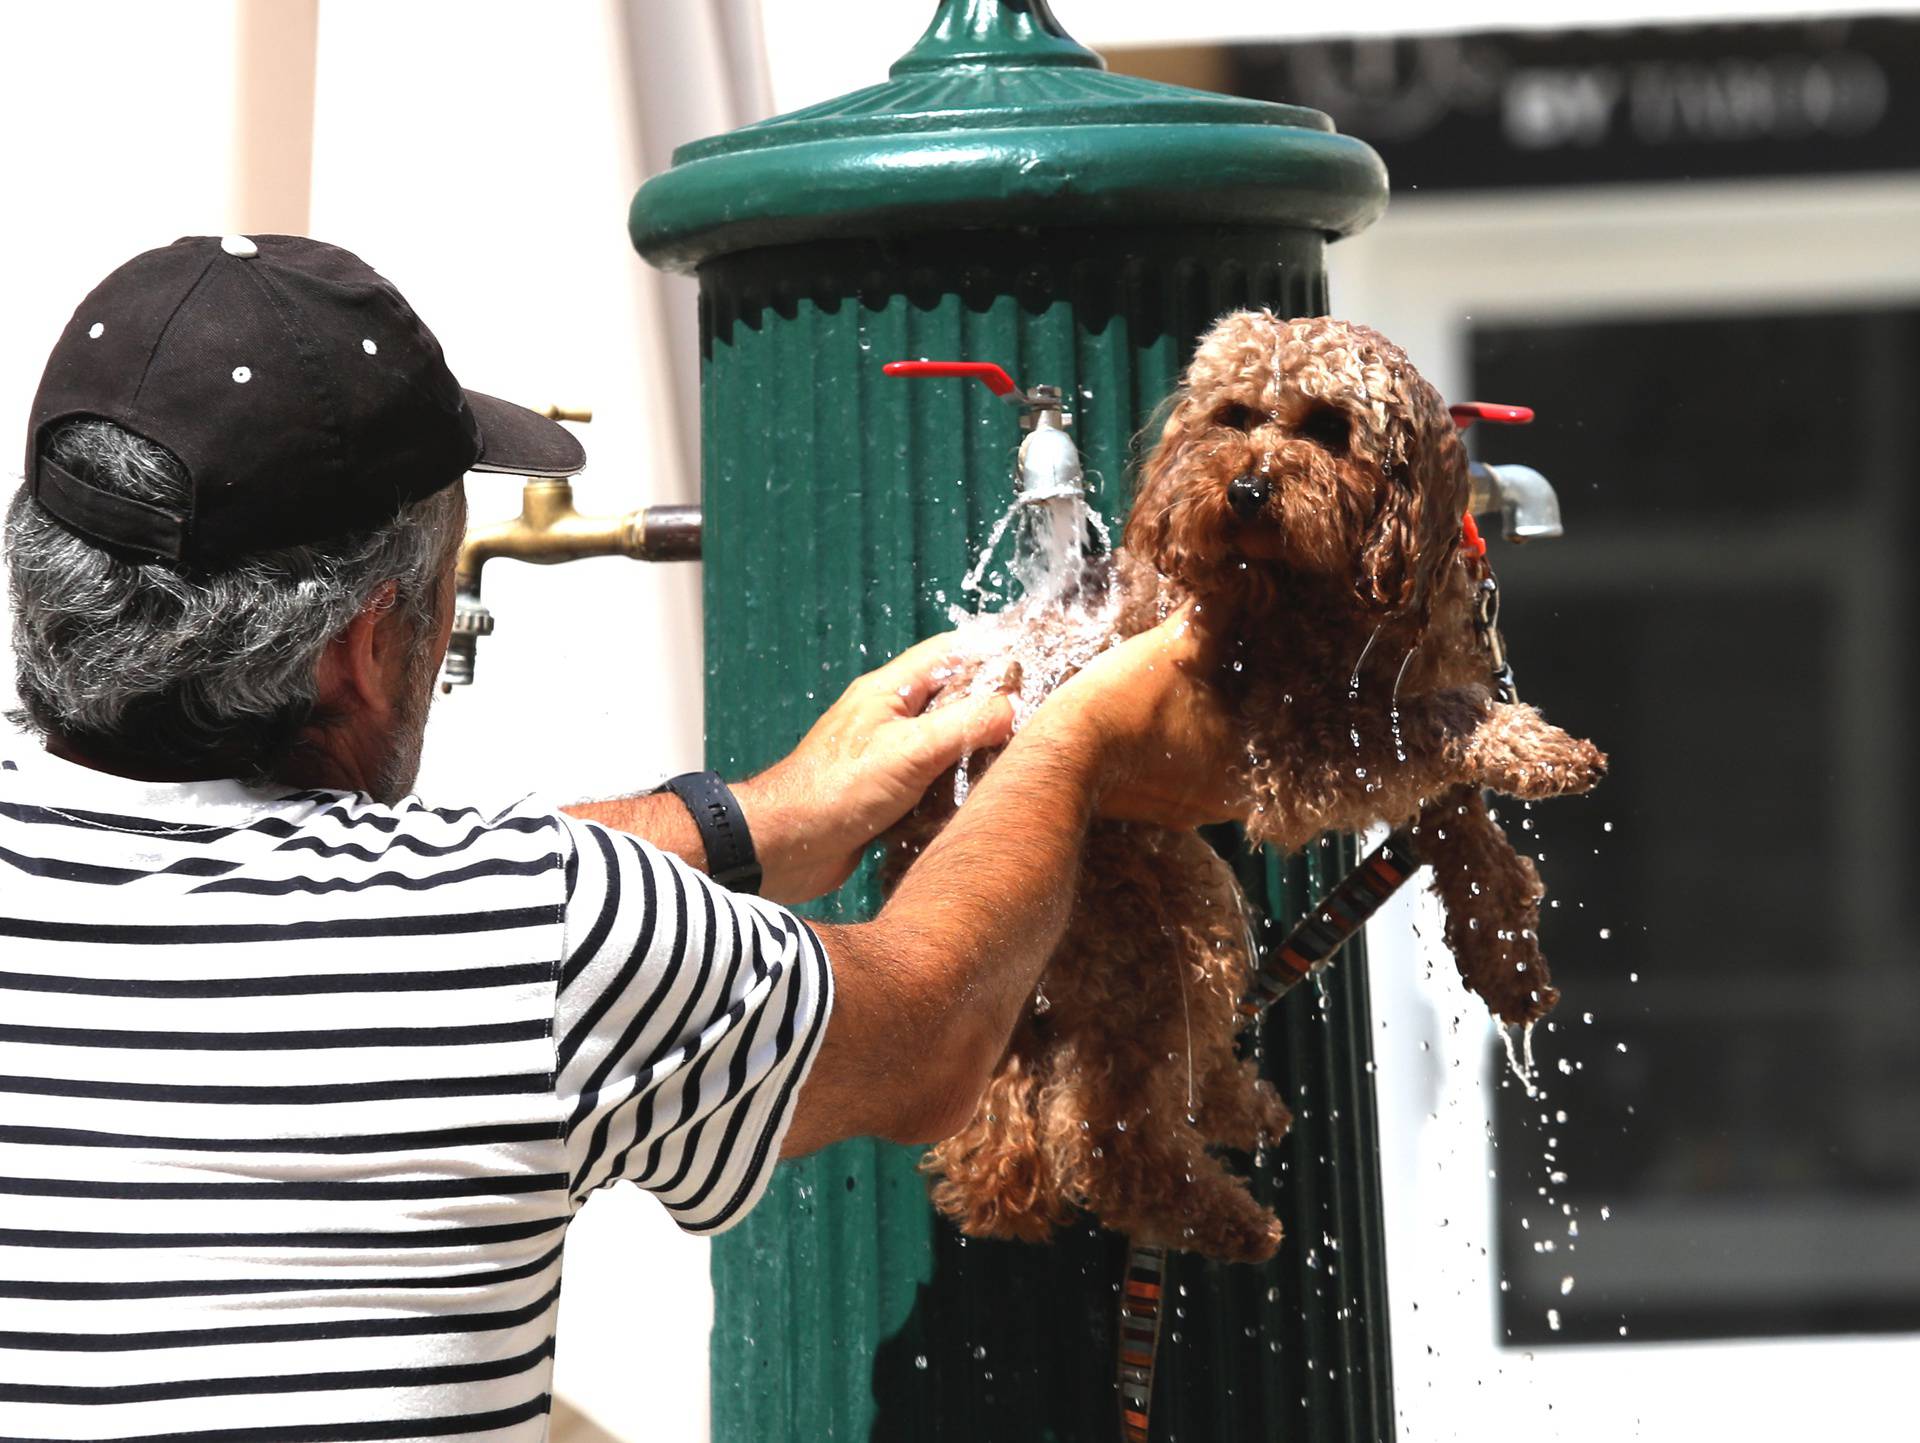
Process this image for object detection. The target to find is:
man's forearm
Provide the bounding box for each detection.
[884,716,1097,1022]
[776,710,1101,1155]
[561,776,811,903]
[561,792,706,871]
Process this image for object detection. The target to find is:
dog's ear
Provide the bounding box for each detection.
[1354,475,1421,613]
[1124,393,1191,575]
[1355,414,1466,614]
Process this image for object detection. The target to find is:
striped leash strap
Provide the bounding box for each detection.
[1238,827,1424,1019]
[1116,830,1423,1440]
[1118,1241,1169,1443]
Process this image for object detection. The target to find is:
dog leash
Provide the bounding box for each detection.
[1117,1242,1170,1443]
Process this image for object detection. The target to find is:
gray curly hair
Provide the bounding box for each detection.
[7,418,462,784]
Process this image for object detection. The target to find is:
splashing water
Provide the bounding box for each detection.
[950,489,1117,804]
[962,492,1112,610]
[1347,623,1385,699]
[1498,1020,1539,1096]
[1390,646,1418,763]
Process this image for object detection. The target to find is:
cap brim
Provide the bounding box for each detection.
[463,389,587,477]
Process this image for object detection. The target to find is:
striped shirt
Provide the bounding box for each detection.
[0,746,832,1442]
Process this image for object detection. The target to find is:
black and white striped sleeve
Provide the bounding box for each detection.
[551,815,832,1233]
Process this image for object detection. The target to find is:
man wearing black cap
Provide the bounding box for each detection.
[0,236,1241,1438]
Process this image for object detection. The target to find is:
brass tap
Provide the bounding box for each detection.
[440,406,702,690]
[454,478,700,585]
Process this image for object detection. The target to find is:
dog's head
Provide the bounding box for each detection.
[1126,312,1468,615]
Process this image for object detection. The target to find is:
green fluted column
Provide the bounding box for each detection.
[632,4,1394,1438]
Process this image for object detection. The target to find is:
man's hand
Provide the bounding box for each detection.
[1031,602,1251,832]
[738,634,1014,905]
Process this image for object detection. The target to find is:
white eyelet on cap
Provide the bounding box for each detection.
[87,322,104,339]
[232,366,253,384]
[220,235,259,258]
[362,338,378,355]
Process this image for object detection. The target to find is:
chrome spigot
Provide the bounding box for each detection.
[1451,401,1564,543]
[1468,462,1562,541]
[1013,386,1084,504]
[883,361,1086,504]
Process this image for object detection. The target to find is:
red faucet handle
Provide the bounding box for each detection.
[884,360,1021,398]
[1451,402,1534,430]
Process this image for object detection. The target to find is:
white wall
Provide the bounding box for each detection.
[0,1,241,684]
[2,3,713,1439]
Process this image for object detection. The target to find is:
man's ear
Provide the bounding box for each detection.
[313,581,403,720]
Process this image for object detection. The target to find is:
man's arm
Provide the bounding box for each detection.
[564,634,1012,906]
[777,701,1098,1152]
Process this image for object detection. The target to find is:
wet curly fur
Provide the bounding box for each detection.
[887,312,1606,1263]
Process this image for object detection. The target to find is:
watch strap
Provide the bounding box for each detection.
[660,771,763,895]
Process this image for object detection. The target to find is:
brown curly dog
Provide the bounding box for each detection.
[888,312,1606,1263]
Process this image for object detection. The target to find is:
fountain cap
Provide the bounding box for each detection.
[631,0,1388,273]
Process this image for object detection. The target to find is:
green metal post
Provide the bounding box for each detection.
[631,4,1394,1438]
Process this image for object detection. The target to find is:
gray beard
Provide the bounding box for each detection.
[370,632,439,805]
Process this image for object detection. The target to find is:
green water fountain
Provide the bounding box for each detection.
[630,3,1394,1437]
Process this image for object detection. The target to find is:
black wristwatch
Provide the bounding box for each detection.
[658,771,763,895]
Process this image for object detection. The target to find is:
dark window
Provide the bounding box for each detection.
[1473,308,1920,1345]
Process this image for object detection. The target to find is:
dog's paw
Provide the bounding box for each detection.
[1184,1211,1286,1266]
[1464,705,1607,799]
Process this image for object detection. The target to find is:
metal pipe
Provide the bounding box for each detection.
[1467,459,1563,542]
[440,477,703,691]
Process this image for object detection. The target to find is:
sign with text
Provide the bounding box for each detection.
[1224,16,1919,191]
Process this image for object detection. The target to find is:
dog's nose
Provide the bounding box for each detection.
[1229,473,1270,520]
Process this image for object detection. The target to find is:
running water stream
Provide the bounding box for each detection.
[947,490,1117,802]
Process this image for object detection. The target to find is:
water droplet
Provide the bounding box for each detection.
[231,365,252,383]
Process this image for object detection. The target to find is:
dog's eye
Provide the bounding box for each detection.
[1213,402,1262,433]
[1296,406,1350,456]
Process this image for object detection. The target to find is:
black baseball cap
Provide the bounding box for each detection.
[24,234,586,566]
